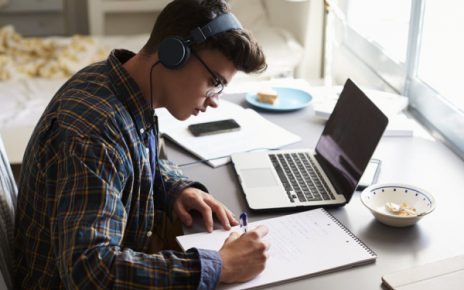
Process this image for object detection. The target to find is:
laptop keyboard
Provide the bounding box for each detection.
[269,153,335,203]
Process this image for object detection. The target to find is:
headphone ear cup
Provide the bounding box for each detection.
[158,37,191,69]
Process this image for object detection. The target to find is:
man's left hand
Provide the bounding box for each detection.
[174,187,238,232]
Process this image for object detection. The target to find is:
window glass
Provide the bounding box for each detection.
[418,0,464,112]
[346,0,411,63]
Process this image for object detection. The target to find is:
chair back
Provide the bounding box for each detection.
[0,134,17,290]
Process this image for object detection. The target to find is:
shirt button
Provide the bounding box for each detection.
[140,128,145,134]
[146,231,152,237]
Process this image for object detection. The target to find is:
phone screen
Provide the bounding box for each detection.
[356,159,382,191]
[188,119,241,137]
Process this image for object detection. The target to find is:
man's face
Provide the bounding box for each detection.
[162,49,237,120]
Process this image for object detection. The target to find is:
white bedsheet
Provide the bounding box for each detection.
[0,79,63,163]
[0,79,62,129]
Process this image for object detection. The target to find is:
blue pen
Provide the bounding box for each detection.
[239,212,248,233]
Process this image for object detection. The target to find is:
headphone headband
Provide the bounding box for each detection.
[190,13,242,43]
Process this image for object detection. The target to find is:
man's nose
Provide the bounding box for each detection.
[206,95,219,108]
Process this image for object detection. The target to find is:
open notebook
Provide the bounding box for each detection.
[156,97,301,167]
[177,208,376,289]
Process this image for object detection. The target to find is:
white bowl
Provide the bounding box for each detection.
[360,183,436,227]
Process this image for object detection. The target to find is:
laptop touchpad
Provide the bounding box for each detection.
[240,168,278,188]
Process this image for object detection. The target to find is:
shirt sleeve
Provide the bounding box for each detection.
[189,248,223,290]
[51,135,221,289]
[155,159,209,215]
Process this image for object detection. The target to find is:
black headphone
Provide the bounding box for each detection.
[157,13,242,69]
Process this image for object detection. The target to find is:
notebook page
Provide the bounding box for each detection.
[177,208,376,289]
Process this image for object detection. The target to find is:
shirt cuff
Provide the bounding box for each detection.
[188,248,222,290]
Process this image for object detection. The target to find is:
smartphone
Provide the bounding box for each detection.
[356,159,382,191]
[188,119,241,137]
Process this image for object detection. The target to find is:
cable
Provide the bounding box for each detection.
[178,147,281,168]
[149,60,161,110]
[148,60,168,200]
[178,153,232,168]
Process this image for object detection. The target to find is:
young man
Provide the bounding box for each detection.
[14,0,269,289]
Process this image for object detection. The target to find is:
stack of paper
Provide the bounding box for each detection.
[309,85,414,137]
[384,114,415,137]
[156,98,301,167]
[310,85,409,118]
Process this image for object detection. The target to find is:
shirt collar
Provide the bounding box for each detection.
[107,49,155,138]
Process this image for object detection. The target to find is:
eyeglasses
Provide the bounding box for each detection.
[191,50,225,98]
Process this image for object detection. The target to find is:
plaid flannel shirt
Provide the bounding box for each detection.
[14,49,222,289]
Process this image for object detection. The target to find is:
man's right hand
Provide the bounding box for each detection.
[218,225,270,283]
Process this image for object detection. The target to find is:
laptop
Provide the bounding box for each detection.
[231,79,389,211]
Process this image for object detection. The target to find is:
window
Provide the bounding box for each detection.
[330,0,464,157]
[346,0,411,64]
[417,1,464,111]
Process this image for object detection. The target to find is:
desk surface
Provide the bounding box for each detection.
[165,92,464,289]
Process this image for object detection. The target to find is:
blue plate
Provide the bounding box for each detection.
[245,87,312,111]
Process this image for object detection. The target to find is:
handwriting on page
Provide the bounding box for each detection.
[265,213,330,263]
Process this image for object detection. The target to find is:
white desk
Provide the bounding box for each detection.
[166,91,464,289]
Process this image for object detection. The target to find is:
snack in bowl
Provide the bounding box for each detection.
[360,183,436,227]
[385,201,417,217]
[257,88,278,104]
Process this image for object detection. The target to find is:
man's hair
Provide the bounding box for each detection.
[141,0,266,73]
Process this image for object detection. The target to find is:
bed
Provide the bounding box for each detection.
[0,29,153,163]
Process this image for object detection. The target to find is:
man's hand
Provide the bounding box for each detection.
[174,187,238,232]
[218,225,270,283]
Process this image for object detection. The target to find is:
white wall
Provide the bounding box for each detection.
[264,0,325,80]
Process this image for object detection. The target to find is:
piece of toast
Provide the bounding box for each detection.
[257,89,278,104]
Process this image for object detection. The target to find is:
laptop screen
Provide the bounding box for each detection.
[315,79,388,200]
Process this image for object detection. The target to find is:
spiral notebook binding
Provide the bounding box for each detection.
[321,208,377,257]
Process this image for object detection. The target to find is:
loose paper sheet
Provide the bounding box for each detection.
[157,98,301,167]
